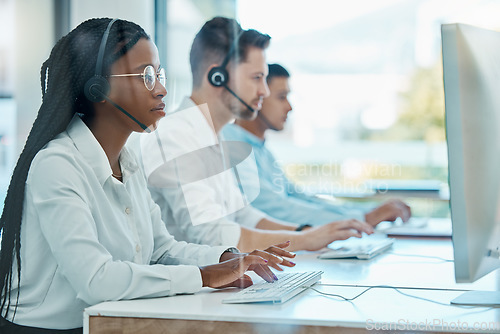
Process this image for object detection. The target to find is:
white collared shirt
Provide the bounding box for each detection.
[137,97,266,247]
[4,115,228,329]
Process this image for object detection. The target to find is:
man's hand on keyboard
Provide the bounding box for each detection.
[300,219,374,251]
[200,241,296,289]
[364,199,412,226]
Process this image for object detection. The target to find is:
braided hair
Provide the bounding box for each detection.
[0,17,149,319]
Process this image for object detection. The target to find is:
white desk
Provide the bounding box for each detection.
[84,238,500,333]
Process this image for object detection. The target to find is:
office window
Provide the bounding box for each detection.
[237,0,500,217]
[162,0,237,112]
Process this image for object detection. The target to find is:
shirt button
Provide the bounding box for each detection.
[125,207,131,215]
[136,244,141,253]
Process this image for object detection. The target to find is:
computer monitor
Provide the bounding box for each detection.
[442,23,500,306]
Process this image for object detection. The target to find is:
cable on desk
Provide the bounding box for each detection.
[304,284,487,308]
[386,251,453,262]
[306,285,378,301]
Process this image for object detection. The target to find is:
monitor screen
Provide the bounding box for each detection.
[442,23,500,288]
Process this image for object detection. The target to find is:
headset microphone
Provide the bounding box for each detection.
[84,18,151,133]
[223,85,255,114]
[102,96,151,133]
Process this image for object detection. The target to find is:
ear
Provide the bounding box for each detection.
[207,64,220,72]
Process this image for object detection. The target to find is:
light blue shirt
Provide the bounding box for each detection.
[221,123,366,225]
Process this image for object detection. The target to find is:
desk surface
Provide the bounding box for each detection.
[84,238,500,333]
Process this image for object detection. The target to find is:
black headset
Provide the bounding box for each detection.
[207,30,243,87]
[82,19,151,132]
[206,30,256,114]
[84,18,118,103]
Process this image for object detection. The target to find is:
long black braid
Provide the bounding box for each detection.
[0,18,149,319]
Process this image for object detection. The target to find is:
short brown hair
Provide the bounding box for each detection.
[189,17,271,88]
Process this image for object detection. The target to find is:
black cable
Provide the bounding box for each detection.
[316,283,470,292]
[386,251,454,262]
[303,284,489,308]
[307,285,379,301]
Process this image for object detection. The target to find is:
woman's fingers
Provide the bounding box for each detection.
[242,255,283,282]
[266,260,284,271]
[250,246,296,268]
[249,249,283,264]
[252,263,277,283]
[202,243,300,289]
[264,243,296,259]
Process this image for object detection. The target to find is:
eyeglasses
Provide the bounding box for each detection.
[108,65,166,91]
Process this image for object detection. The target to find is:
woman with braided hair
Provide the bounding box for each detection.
[0,18,295,333]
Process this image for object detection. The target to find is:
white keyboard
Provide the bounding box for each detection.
[222,271,323,304]
[318,234,394,260]
[378,217,452,237]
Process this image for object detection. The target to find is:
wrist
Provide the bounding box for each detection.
[364,212,377,226]
[219,247,240,262]
[296,224,312,232]
[199,266,209,287]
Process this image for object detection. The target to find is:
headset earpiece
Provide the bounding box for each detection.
[81,19,151,132]
[208,30,243,87]
[208,66,228,87]
[206,31,255,113]
[84,19,117,103]
[84,75,110,102]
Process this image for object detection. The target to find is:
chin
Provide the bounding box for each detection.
[149,120,161,132]
[235,109,257,121]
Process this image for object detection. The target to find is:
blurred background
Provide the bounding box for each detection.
[1,0,499,217]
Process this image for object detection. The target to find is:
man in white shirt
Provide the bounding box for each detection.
[138,17,374,253]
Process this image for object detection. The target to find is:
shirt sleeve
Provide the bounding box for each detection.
[27,150,226,305]
[140,111,245,247]
[222,124,366,225]
[234,149,365,225]
[231,205,267,229]
[152,186,242,247]
[252,176,366,225]
[149,184,240,249]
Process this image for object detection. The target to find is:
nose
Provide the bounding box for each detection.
[260,80,270,98]
[154,78,167,98]
[286,99,292,113]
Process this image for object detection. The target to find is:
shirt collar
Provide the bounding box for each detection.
[67,115,138,185]
[228,123,266,148]
[178,96,197,110]
[178,96,219,144]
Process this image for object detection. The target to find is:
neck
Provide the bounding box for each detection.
[84,113,130,174]
[236,118,267,140]
[190,87,234,134]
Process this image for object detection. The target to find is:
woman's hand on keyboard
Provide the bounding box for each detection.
[300,219,374,251]
[200,241,296,289]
